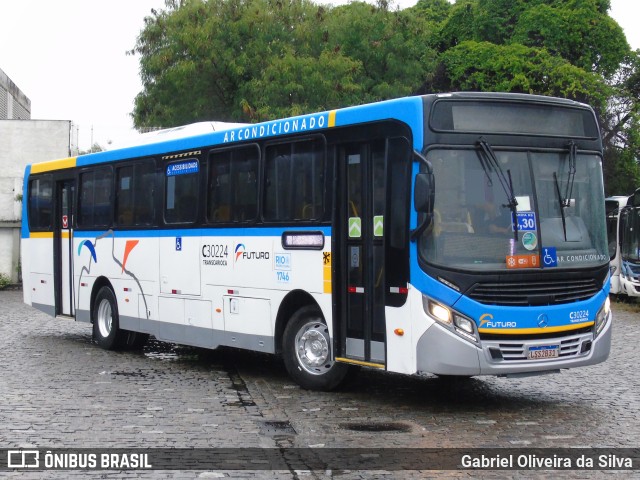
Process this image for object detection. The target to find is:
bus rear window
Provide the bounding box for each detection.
[430,100,599,138]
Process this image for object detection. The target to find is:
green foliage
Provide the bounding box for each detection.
[438,0,628,77]
[244,49,364,120]
[511,0,628,78]
[131,0,436,126]
[411,0,452,24]
[603,114,640,195]
[0,273,10,290]
[437,41,612,110]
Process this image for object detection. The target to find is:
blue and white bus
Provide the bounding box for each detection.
[606,195,629,295]
[617,189,640,298]
[22,92,611,390]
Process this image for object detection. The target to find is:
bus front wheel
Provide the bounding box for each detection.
[92,286,124,350]
[282,306,349,391]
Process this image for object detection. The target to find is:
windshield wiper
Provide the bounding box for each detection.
[564,141,577,208]
[553,171,568,242]
[475,143,493,188]
[477,138,519,241]
[553,141,578,242]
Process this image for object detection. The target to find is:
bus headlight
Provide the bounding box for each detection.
[453,314,474,336]
[422,296,479,343]
[424,298,451,324]
[595,297,610,337]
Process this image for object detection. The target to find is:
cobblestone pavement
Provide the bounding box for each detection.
[1,290,638,479]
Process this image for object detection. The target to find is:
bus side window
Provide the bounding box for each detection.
[264,137,325,222]
[78,167,113,228]
[207,146,259,223]
[116,166,134,225]
[116,160,156,227]
[208,151,231,222]
[135,162,156,225]
[165,159,199,224]
[28,177,53,230]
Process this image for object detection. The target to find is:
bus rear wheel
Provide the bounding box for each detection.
[282,306,349,391]
[92,286,149,350]
[93,286,122,350]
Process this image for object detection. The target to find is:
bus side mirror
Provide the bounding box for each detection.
[414,172,434,214]
[410,153,435,242]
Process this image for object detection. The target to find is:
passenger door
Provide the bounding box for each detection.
[54,178,75,316]
[335,137,411,366]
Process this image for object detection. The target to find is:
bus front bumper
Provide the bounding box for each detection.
[620,277,640,297]
[416,313,612,377]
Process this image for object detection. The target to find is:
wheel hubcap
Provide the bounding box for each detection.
[97,299,113,338]
[295,320,333,375]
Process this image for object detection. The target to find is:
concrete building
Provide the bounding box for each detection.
[1,68,30,120]
[1,67,77,283]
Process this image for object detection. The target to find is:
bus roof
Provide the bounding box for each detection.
[27,92,596,175]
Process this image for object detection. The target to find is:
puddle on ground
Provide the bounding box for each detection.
[339,422,412,433]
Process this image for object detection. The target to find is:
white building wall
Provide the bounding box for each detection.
[0,120,75,282]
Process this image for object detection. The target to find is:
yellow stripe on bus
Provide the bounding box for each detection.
[478,321,594,335]
[328,110,337,128]
[30,231,70,238]
[335,357,385,369]
[323,251,332,294]
[30,157,77,174]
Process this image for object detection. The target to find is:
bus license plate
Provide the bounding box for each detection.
[528,345,559,360]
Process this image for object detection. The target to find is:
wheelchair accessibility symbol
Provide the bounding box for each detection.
[542,247,557,267]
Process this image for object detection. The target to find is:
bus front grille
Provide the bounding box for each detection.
[468,278,599,306]
[484,332,592,362]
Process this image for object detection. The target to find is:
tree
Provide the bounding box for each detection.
[242,49,364,120]
[511,0,628,78]
[130,0,436,126]
[319,2,435,103]
[601,50,640,194]
[431,41,611,111]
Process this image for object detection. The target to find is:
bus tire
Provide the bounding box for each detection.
[92,286,123,350]
[282,306,349,391]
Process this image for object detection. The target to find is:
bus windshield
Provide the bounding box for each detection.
[419,147,608,271]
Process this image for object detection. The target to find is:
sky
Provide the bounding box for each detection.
[1,0,638,152]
